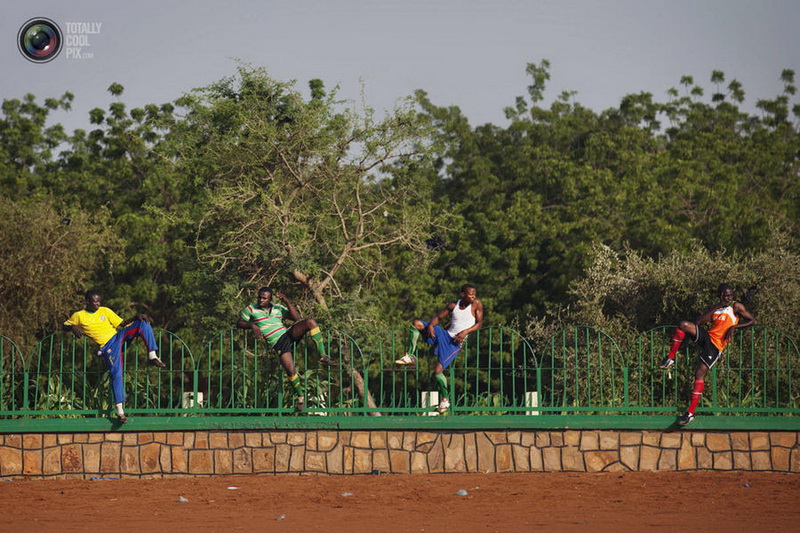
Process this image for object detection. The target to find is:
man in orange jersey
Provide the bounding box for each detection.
[659,283,756,426]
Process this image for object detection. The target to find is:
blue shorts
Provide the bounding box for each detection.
[421,321,462,370]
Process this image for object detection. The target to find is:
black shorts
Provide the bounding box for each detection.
[693,327,722,368]
[271,329,299,357]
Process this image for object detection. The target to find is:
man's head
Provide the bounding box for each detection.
[717,283,734,305]
[84,289,102,312]
[257,287,273,307]
[460,284,477,304]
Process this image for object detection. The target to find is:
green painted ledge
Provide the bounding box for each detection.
[1,414,799,433]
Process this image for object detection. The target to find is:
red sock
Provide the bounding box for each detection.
[667,329,686,360]
[687,380,705,415]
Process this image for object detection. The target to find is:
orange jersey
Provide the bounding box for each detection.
[707,303,739,352]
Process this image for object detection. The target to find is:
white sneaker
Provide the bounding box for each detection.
[436,398,451,413]
[395,353,417,365]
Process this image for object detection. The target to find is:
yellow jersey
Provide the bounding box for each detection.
[64,307,123,347]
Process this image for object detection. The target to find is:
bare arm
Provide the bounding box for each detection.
[694,303,722,327]
[236,316,264,339]
[275,292,301,322]
[427,302,455,338]
[725,302,756,340]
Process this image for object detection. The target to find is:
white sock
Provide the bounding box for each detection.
[116,402,125,416]
[148,351,158,360]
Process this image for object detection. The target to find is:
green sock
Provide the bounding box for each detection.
[406,325,420,354]
[434,373,448,398]
[288,373,304,396]
[309,327,327,357]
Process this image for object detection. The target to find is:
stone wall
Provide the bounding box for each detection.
[1,429,799,479]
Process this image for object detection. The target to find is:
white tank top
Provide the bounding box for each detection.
[447,299,476,338]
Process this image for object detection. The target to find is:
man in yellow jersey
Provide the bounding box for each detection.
[659,283,756,426]
[236,287,336,412]
[63,290,166,424]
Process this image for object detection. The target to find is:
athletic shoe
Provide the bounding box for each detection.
[117,413,128,424]
[436,398,451,414]
[295,396,306,412]
[318,356,338,367]
[147,357,166,368]
[678,412,695,426]
[658,357,675,369]
[394,354,417,365]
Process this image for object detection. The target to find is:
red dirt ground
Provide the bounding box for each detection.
[1,471,798,532]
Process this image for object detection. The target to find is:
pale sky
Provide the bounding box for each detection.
[2,0,799,136]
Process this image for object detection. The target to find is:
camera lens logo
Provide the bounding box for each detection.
[18,18,63,63]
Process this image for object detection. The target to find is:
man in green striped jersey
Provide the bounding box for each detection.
[236,287,336,411]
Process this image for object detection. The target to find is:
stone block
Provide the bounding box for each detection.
[496,444,513,473]
[562,446,585,472]
[215,450,233,475]
[23,449,42,475]
[411,451,428,474]
[444,434,466,472]
[140,443,161,473]
[270,432,287,444]
[713,451,733,470]
[159,445,171,473]
[351,432,371,448]
[771,447,790,472]
[542,447,561,472]
[353,448,372,473]
[245,432,261,447]
[706,433,731,452]
[289,446,305,472]
[152,432,167,443]
[182,432,195,448]
[639,446,660,471]
[387,432,403,450]
[599,431,619,450]
[23,434,42,449]
[121,447,140,474]
[61,444,82,473]
[691,432,705,447]
[88,433,104,443]
[660,433,681,449]
[402,432,415,451]
[535,432,550,448]
[288,432,306,446]
[275,444,291,473]
[580,431,599,451]
[770,432,796,448]
[233,447,252,473]
[100,442,121,473]
[641,431,660,447]
[123,434,138,446]
[508,431,521,444]
[678,440,696,471]
[188,450,213,474]
[605,462,628,472]
[372,450,390,472]
[476,431,494,473]
[228,432,245,449]
[751,451,771,470]
[464,433,478,472]
[733,451,751,470]
[791,449,800,473]
[529,448,544,472]
[57,434,73,445]
[696,447,713,469]
[327,443,344,474]
[520,431,536,447]
[371,432,387,449]
[730,432,750,451]
[137,433,154,444]
[208,432,228,449]
[306,432,317,451]
[166,432,183,446]
[306,451,327,472]
[428,440,444,473]
[389,450,410,474]
[73,433,89,443]
[550,432,564,447]
[564,430,580,446]
[43,434,57,447]
[171,448,187,473]
[343,446,353,474]
[318,431,338,451]
[619,432,642,446]
[252,447,275,473]
[620,446,639,471]
[658,449,677,471]
[486,431,508,445]
[513,444,530,472]
[750,432,769,450]
[585,451,617,473]
[0,447,22,475]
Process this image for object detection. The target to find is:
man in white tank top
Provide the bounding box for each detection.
[395,284,484,413]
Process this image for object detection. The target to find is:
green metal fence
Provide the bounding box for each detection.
[1,325,798,427]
